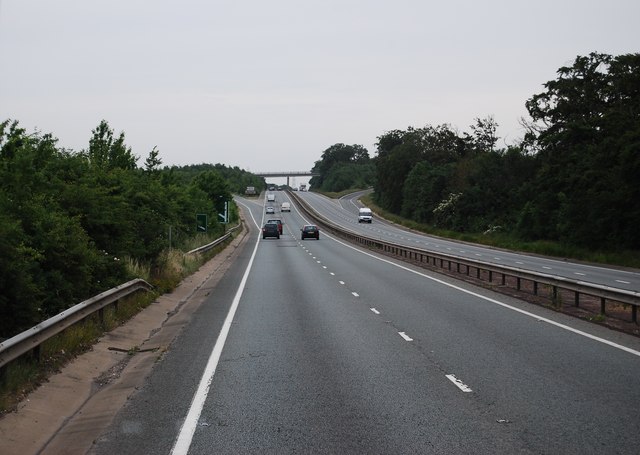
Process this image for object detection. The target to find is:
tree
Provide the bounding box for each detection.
[87,120,138,171]
[401,161,454,223]
[521,52,640,248]
[469,116,499,153]
[310,143,372,191]
[374,125,465,213]
[145,146,163,173]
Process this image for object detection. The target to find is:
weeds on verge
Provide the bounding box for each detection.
[0,230,237,415]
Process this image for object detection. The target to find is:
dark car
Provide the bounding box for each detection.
[262,222,280,239]
[301,224,319,240]
[266,219,283,234]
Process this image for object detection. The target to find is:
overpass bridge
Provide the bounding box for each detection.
[255,171,319,187]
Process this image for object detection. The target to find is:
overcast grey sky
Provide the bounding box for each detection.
[1,1,638,175]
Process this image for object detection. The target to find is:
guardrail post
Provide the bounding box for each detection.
[476,267,480,279]
[517,277,521,291]
[98,307,105,326]
[633,306,637,323]
[501,274,506,286]
[533,281,538,295]
[552,286,559,307]
[600,298,606,315]
[488,271,493,282]
[33,344,41,363]
[574,292,580,307]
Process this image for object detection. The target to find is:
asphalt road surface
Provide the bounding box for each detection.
[294,190,640,293]
[90,193,640,454]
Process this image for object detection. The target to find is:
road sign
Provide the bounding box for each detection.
[217,201,228,223]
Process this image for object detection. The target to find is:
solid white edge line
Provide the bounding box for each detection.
[322,232,640,358]
[446,374,473,393]
[288,198,640,359]
[171,209,261,455]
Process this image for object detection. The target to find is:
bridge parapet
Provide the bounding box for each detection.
[256,171,319,177]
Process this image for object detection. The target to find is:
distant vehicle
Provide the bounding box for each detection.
[267,193,276,202]
[299,184,307,192]
[269,186,276,191]
[358,207,373,223]
[245,186,257,196]
[266,219,283,234]
[266,206,275,214]
[281,202,291,212]
[262,222,280,239]
[301,224,319,240]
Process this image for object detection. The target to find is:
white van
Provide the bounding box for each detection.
[281,202,291,212]
[267,193,276,202]
[358,207,372,223]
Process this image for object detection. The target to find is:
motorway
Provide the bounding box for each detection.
[90,191,640,454]
[297,190,640,293]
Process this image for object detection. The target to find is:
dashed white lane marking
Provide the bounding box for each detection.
[330,272,335,276]
[339,281,345,285]
[616,280,631,284]
[543,266,552,270]
[516,261,524,265]
[352,292,360,297]
[370,308,380,315]
[326,233,640,358]
[446,374,473,393]
[398,332,413,341]
[575,272,586,276]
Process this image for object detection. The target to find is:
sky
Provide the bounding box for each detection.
[1,0,639,180]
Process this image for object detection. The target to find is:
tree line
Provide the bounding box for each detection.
[0,119,263,338]
[311,52,639,251]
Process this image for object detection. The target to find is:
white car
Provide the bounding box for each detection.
[266,206,275,214]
